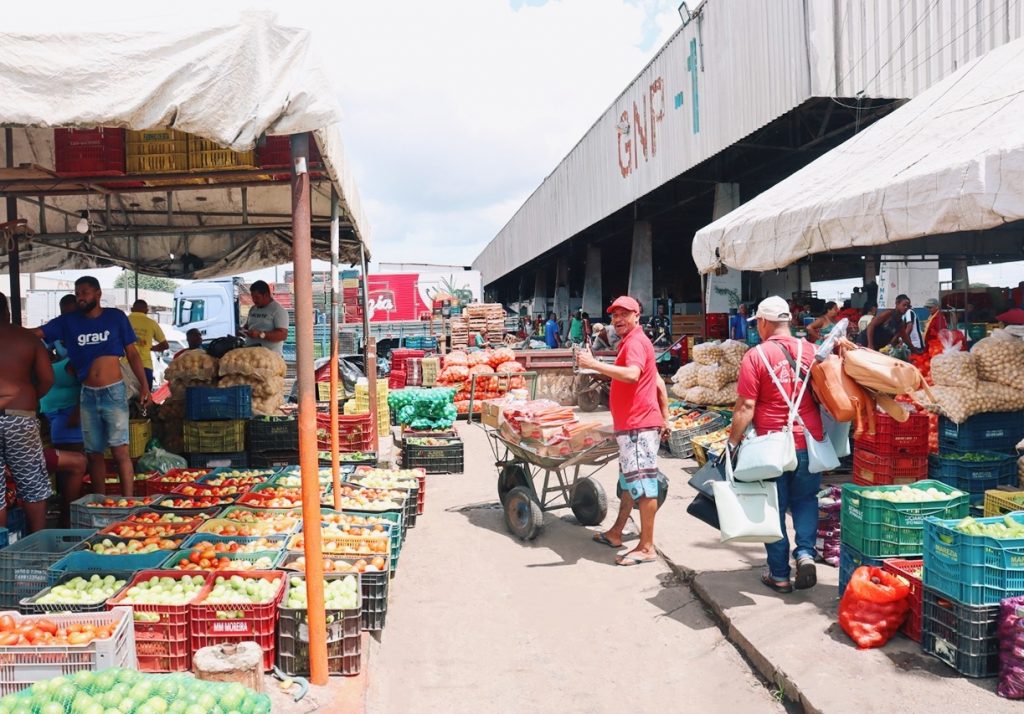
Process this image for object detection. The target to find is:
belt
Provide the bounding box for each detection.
[0,409,37,418]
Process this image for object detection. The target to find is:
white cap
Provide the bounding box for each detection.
[749,296,792,323]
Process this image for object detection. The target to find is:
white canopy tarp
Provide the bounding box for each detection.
[692,36,1024,274]
[0,14,371,278]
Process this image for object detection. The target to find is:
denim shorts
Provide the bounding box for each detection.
[45,406,83,445]
[80,382,130,454]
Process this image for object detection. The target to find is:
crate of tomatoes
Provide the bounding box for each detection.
[70,494,156,529]
[144,468,210,496]
[236,485,304,510]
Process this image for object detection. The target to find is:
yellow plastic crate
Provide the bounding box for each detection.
[103,418,151,459]
[125,128,189,173]
[188,137,256,172]
[983,489,1024,517]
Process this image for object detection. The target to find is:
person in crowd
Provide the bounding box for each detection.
[579,296,668,567]
[36,276,149,497]
[44,448,86,528]
[0,292,55,534]
[902,298,925,353]
[728,296,823,593]
[567,309,585,346]
[646,303,672,345]
[964,302,977,324]
[590,322,612,351]
[128,300,169,391]
[857,305,877,335]
[544,312,560,348]
[806,302,839,343]
[41,295,82,451]
[850,286,867,310]
[172,329,205,359]
[730,304,749,341]
[861,294,916,352]
[581,312,592,342]
[922,297,947,344]
[241,281,289,354]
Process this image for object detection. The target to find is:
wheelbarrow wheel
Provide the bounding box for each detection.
[504,486,544,540]
[498,463,530,505]
[577,387,601,413]
[570,477,608,526]
[616,471,669,510]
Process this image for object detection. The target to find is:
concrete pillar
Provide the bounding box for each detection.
[553,256,570,323]
[582,244,603,316]
[864,256,879,285]
[712,182,741,220]
[627,221,653,315]
[530,267,548,317]
[952,259,969,291]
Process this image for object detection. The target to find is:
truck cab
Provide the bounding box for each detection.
[173,278,245,341]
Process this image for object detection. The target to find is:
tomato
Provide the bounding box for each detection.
[68,632,94,645]
[0,632,19,646]
[0,615,14,633]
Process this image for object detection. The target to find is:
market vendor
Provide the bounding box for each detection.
[861,294,917,351]
[241,281,289,354]
[806,302,839,342]
[922,297,947,343]
[646,303,672,345]
[128,300,169,390]
[590,322,612,351]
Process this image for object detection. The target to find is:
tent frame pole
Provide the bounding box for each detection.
[329,189,341,509]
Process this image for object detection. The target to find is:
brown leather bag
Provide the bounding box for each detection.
[811,354,875,438]
[838,338,935,401]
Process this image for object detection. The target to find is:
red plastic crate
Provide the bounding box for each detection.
[190,570,285,671]
[107,569,211,672]
[415,472,425,515]
[317,412,372,453]
[54,127,126,176]
[855,412,930,456]
[256,133,324,170]
[144,468,211,496]
[883,558,923,642]
[852,449,929,486]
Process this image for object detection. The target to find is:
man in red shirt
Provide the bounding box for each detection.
[728,296,824,593]
[578,296,668,566]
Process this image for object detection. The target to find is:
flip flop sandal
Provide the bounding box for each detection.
[761,572,793,594]
[592,532,620,548]
[794,558,817,590]
[616,553,656,567]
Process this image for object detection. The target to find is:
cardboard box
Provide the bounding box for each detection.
[499,421,522,445]
[519,419,575,441]
[482,399,506,430]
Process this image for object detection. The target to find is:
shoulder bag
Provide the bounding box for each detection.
[712,450,784,544]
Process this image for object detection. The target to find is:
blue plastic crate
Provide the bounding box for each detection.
[924,513,1024,606]
[938,411,1024,454]
[928,451,1017,505]
[185,385,252,421]
[0,528,7,550]
[838,544,885,597]
[5,508,26,545]
[0,529,95,607]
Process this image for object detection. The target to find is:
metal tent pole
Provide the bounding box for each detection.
[5,129,21,326]
[359,241,379,452]
[290,133,328,685]
[329,188,341,509]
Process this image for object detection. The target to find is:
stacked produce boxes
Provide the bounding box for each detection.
[183,385,252,469]
[928,410,1022,506]
[852,411,931,487]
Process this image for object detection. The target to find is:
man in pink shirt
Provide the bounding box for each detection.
[728,296,824,593]
[578,296,668,566]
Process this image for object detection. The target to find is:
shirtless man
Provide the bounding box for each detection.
[37,276,149,497]
[0,292,55,533]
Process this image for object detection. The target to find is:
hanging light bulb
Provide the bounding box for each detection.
[76,211,90,234]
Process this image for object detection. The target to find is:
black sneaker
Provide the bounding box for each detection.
[794,557,817,590]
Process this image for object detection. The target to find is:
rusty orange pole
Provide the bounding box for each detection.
[329,188,341,510]
[291,133,328,685]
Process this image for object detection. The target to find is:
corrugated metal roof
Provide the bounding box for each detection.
[473,0,1024,285]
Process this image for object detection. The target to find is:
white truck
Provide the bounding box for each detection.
[172,277,251,340]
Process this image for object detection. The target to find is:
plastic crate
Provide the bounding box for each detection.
[929,451,1017,505]
[50,538,185,579]
[186,385,253,421]
[21,570,134,614]
[181,533,288,552]
[402,439,464,474]
[0,530,95,608]
[69,494,154,529]
[317,412,373,453]
[53,127,126,176]
[924,512,1024,605]
[250,451,300,469]
[108,570,211,672]
[938,411,1024,454]
[351,466,426,516]
[882,558,924,642]
[286,527,392,563]
[214,507,301,534]
[921,586,1001,677]
[190,570,286,671]
[668,413,727,459]
[236,484,305,510]
[838,544,885,597]
[983,490,1024,517]
[249,416,299,452]
[276,572,362,676]
[852,449,929,486]
[0,528,7,551]
[323,509,403,574]
[183,419,247,453]
[279,554,388,631]
[188,451,249,469]
[98,518,202,539]
[854,412,931,456]
[205,467,279,481]
[256,133,324,169]
[0,607,136,695]
[5,509,25,545]
[188,136,256,171]
[125,127,189,173]
[840,480,968,558]
[159,549,282,571]
[143,468,210,496]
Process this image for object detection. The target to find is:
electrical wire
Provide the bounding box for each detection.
[894,0,1006,84]
[835,0,918,92]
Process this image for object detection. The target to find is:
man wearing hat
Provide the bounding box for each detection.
[578,296,668,566]
[922,297,947,346]
[728,296,824,593]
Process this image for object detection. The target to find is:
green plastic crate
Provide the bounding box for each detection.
[841,480,969,558]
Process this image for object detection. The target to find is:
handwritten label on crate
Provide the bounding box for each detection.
[298,620,346,644]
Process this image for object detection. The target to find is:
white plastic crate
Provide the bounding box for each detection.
[0,606,136,695]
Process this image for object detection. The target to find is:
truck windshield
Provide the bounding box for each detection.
[176,299,205,327]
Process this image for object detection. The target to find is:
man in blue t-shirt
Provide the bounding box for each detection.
[35,276,149,497]
[544,312,560,348]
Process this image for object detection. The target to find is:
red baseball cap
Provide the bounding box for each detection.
[607,296,641,314]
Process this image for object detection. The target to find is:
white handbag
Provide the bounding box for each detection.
[713,452,784,544]
[797,413,840,473]
[820,408,851,459]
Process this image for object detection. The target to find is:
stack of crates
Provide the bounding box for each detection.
[928,410,1023,506]
[851,412,931,486]
[922,511,1024,677]
[345,380,390,433]
[184,386,252,469]
[248,415,299,468]
[838,479,968,645]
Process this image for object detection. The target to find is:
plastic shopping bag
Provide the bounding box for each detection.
[838,566,910,649]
